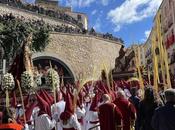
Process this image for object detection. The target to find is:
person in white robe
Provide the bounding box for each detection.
[51,91,66,130]
[60,91,81,130]
[76,105,86,130]
[34,93,56,130]
[35,113,56,130]
[85,94,100,130]
[60,112,81,130]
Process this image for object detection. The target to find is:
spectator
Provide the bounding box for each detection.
[0,8,123,43]
[129,87,140,130]
[152,89,175,130]
[137,87,161,130]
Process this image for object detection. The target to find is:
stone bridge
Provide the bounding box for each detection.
[0,3,123,82]
[32,33,122,81]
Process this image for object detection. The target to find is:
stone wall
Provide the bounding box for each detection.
[0,3,78,28]
[0,4,122,81]
[32,33,122,80]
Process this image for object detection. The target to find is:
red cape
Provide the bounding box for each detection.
[114,98,136,130]
[99,102,123,130]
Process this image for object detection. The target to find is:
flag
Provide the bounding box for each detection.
[8,44,26,88]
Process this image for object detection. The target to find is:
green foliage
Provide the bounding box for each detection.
[32,26,50,52]
[0,14,50,62]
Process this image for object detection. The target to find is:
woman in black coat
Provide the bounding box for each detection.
[137,87,161,130]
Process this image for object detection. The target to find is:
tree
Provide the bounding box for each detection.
[0,14,50,63]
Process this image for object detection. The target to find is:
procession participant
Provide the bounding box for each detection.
[95,70,110,95]
[86,94,100,130]
[39,90,53,107]
[114,90,136,130]
[25,97,38,130]
[16,104,25,125]
[51,90,66,130]
[42,90,54,105]
[83,94,92,130]
[76,104,85,130]
[0,112,2,124]
[76,93,86,130]
[99,94,123,130]
[35,93,56,130]
[0,107,24,130]
[84,95,91,112]
[60,92,81,130]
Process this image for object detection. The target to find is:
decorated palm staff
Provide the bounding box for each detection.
[1,73,15,109]
[134,46,145,99]
[46,62,60,106]
[102,62,111,92]
[108,69,115,91]
[46,61,60,130]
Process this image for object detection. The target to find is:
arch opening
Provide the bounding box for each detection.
[33,56,75,84]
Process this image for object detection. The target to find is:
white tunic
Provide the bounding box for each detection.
[35,114,56,130]
[51,100,66,117]
[84,103,91,130]
[60,114,81,130]
[51,100,66,130]
[76,106,86,130]
[85,111,100,130]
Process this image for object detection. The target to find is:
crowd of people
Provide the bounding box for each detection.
[0,70,175,130]
[0,2,124,43]
[0,0,83,28]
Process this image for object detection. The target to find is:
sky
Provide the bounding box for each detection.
[26,0,163,47]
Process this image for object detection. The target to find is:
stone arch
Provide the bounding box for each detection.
[32,52,75,83]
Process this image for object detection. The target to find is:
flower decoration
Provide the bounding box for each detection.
[1,73,15,91]
[46,68,60,89]
[34,75,42,86]
[21,71,34,90]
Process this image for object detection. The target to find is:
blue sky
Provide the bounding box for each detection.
[26,0,162,47]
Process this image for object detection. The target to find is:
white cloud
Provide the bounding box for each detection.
[101,0,109,6]
[81,0,96,7]
[66,0,110,8]
[91,10,97,15]
[145,30,151,39]
[93,17,101,32]
[141,29,151,42]
[114,25,121,32]
[107,0,162,31]
[66,0,95,7]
